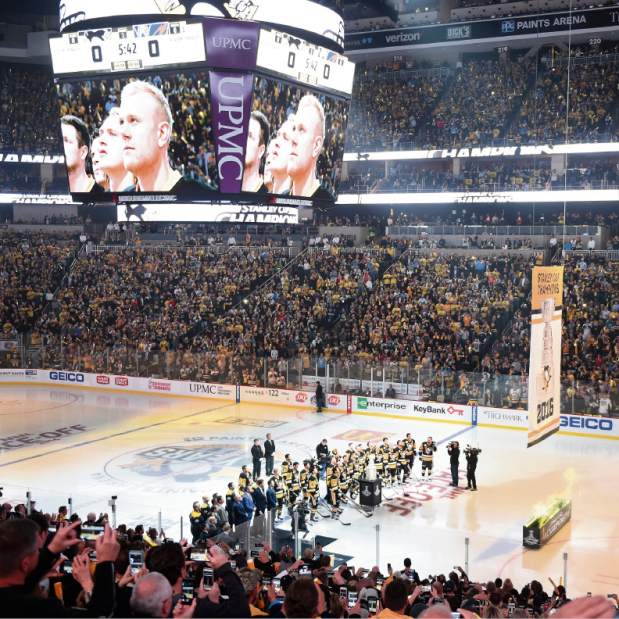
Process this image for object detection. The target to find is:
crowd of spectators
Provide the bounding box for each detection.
[0,63,60,155]
[0,233,77,334]
[509,62,619,144]
[421,58,531,149]
[336,254,531,377]
[0,507,617,618]
[0,225,616,415]
[346,65,449,151]
[346,47,619,152]
[35,247,293,376]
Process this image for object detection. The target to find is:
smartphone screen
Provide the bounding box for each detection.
[368,597,378,613]
[63,560,73,575]
[128,550,144,575]
[203,568,214,590]
[339,586,347,600]
[190,550,207,562]
[182,579,194,602]
[348,591,358,608]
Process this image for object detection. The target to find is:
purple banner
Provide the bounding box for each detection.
[203,18,260,70]
[209,71,254,194]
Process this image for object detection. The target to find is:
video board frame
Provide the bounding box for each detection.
[49,17,354,216]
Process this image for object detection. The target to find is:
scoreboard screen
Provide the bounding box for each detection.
[49,16,354,217]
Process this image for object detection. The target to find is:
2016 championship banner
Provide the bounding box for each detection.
[527,266,564,448]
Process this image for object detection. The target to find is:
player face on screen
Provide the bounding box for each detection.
[268,117,294,194]
[61,115,95,193]
[242,112,269,193]
[62,122,87,175]
[119,81,179,192]
[91,136,108,189]
[98,108,134,192]
[287,95,325,197]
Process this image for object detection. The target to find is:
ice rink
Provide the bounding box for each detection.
[0,385,617,597]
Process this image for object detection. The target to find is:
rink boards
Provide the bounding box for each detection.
[0,368,617,440]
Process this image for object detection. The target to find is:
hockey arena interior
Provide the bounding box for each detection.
[0,0,618,617]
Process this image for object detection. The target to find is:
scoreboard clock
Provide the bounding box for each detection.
[256,28,354,96]
[50,19,354,95]
[49,21,206,75]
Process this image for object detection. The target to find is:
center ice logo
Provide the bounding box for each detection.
[105,442,246,484]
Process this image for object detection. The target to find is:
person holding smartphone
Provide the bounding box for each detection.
[194,545,250,618]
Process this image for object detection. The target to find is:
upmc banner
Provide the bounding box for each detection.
[527,266,564,448]
[346,6,619,51]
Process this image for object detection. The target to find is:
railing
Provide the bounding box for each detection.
[387,224,600,237]
[89,244,301,258]
[353,65,452,84]
[341,180,619,193]
[344,133,619,152]
[11,346,614,417]
[565,249,619,260]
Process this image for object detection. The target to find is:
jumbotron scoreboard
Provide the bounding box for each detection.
[49,2,355,223]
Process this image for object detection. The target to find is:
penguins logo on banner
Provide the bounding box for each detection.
[527,266,564,447]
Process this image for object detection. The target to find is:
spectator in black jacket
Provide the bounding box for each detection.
[194,545,250,618]
[0,518,118,618]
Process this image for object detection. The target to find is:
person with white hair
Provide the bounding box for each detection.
[130,572,173,617]
[286,94,333,200]
[119,80,208,196]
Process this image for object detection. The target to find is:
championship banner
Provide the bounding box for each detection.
[527,266,564,447]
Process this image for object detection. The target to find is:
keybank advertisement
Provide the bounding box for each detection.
[354,396,472,423]
[346,6,619,51]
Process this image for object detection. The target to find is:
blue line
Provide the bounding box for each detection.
[437,425,474,446]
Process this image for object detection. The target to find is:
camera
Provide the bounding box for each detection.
[464,445,481,455]
[447,442,459,450]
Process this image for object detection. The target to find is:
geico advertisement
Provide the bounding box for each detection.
[560,414,617,436]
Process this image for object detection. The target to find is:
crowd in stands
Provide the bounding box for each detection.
[346,48,619,152]
[1,505,617,618]
[509,62,619,144]
[421,58,530,149]
[0,233,76,334]
[346,65,449,151]
[0,220,616,415]
[35,247,293,376]
[0,64,60,155]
